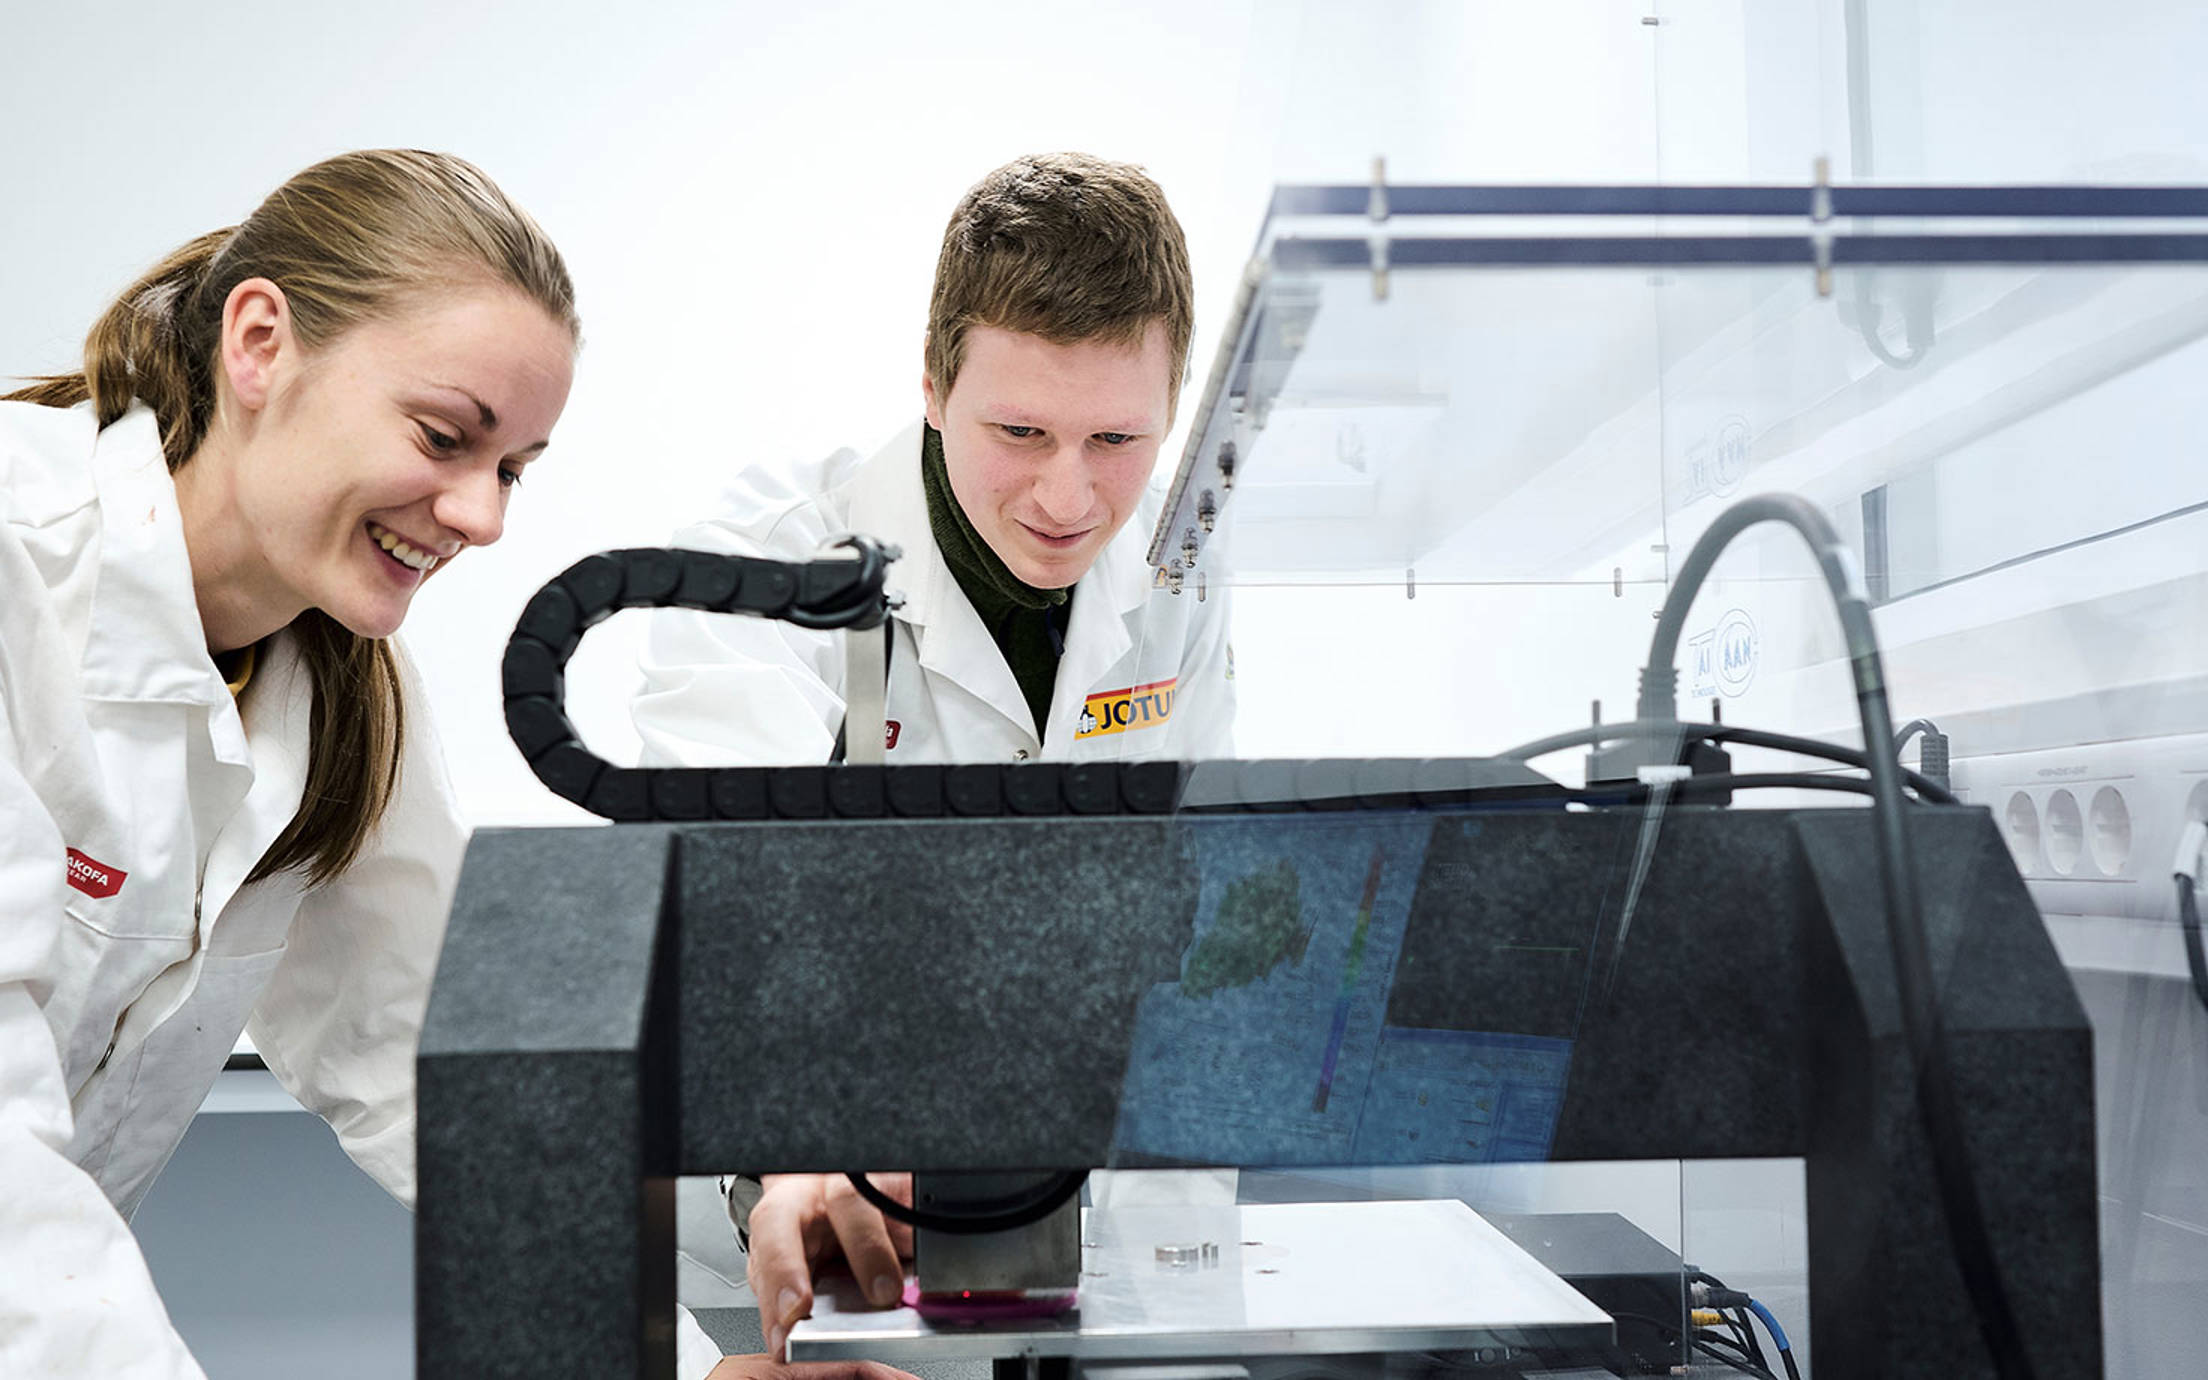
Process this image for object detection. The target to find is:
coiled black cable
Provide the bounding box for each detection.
[2176,876,2208,1018]
[1501,718,1959,806]
[1637,494,2033,1380]
[845,1170,1088,1236]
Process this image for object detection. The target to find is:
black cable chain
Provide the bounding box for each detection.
[500,541,1185,821]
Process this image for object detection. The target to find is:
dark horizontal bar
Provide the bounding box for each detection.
[1829,233,2208,263]
[1268,183,2208,220]
[1832,185,2208,217]
[1270,185,1809,217]
[1269,234,2208,271]
[1273,236,1814,269]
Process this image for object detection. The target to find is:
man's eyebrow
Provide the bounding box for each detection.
[981,407,1155,434]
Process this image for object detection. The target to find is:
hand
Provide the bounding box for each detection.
[705,1357,920,1380]
[746,1172,915,1361]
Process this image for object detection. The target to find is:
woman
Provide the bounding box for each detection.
[2,149,905,1380]
[0,149,606,1375]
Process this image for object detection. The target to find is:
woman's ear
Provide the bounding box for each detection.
[218,277,296,414]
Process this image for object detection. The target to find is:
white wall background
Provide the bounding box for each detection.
[4,0,1275,822]
[11,0,2208,814]
[0,0,1841,827]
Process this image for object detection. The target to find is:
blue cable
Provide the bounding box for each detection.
[1746,1299,1801,1380]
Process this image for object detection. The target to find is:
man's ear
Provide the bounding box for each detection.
[921,370,942,431]
[218,277,296,414]
[921,333,947,431]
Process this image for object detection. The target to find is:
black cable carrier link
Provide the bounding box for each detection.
[499,541,1187,822]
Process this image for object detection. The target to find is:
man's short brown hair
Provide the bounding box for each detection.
[925,152,1195,416]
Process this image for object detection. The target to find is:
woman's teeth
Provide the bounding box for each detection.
[369,522,439,573]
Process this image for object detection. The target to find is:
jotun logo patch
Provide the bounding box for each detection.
[1076,678,1177,739]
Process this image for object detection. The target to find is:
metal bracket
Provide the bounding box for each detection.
[1811,155,1836,298]
[1369,155,1391,301]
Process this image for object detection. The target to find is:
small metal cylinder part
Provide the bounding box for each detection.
[1155,1243,1202,1267]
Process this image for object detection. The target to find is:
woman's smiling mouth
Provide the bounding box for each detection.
[367,519,441,573]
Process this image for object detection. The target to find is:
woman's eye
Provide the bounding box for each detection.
[498,466,523,490]
[420,422,461,453]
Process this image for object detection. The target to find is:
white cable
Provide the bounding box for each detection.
[2172,819,2207,883]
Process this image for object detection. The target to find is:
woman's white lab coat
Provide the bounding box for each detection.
[0,401,464,1377]
[632,420,1236,767]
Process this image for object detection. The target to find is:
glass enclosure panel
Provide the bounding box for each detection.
[1161,186,2208,1376]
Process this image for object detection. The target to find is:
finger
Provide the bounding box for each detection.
[705,1360,927,1380]
[823,1174,907,1308]
[870,1172,915,1260]
[747,1179,823,1359]
[784,1364,927,1380]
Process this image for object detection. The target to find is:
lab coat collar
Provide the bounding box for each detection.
[846,421,1156,629]
[846,421,951,631]
[846,422,1154,739]
[76,406,233,713]
[199,629,312,926]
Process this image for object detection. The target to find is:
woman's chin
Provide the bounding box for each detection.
[320,595,410,641]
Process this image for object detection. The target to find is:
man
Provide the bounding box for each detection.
[631,153,1234,1360]
[633,151,1231,770]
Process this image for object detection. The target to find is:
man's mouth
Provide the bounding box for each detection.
[368,520,441,573]
[1020,522,1093,549]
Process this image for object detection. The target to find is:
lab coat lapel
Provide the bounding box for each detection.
[1046,521,1145,744]
[849,424,1036,739]
[105,633,310,1055]
[197,632,312,940]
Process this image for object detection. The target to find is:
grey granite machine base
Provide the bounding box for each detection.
[418,806,2099,1379]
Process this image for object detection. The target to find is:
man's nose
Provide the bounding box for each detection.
[1031,441,1094,525]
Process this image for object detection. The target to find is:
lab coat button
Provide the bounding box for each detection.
[1014,748,1031,761]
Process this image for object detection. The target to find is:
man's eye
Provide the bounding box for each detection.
[1001,425,1040,440]
[420,423,461,453]
[1096,432,1135,446]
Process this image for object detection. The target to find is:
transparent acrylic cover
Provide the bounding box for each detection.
[1134,182,2208,1378]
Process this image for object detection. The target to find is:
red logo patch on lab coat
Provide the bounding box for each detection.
[885,720,902,750]
[65,848,127,899]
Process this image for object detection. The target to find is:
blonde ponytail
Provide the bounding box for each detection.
[9,229,235,467]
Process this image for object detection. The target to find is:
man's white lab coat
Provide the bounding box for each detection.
[633,421,1234,767]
